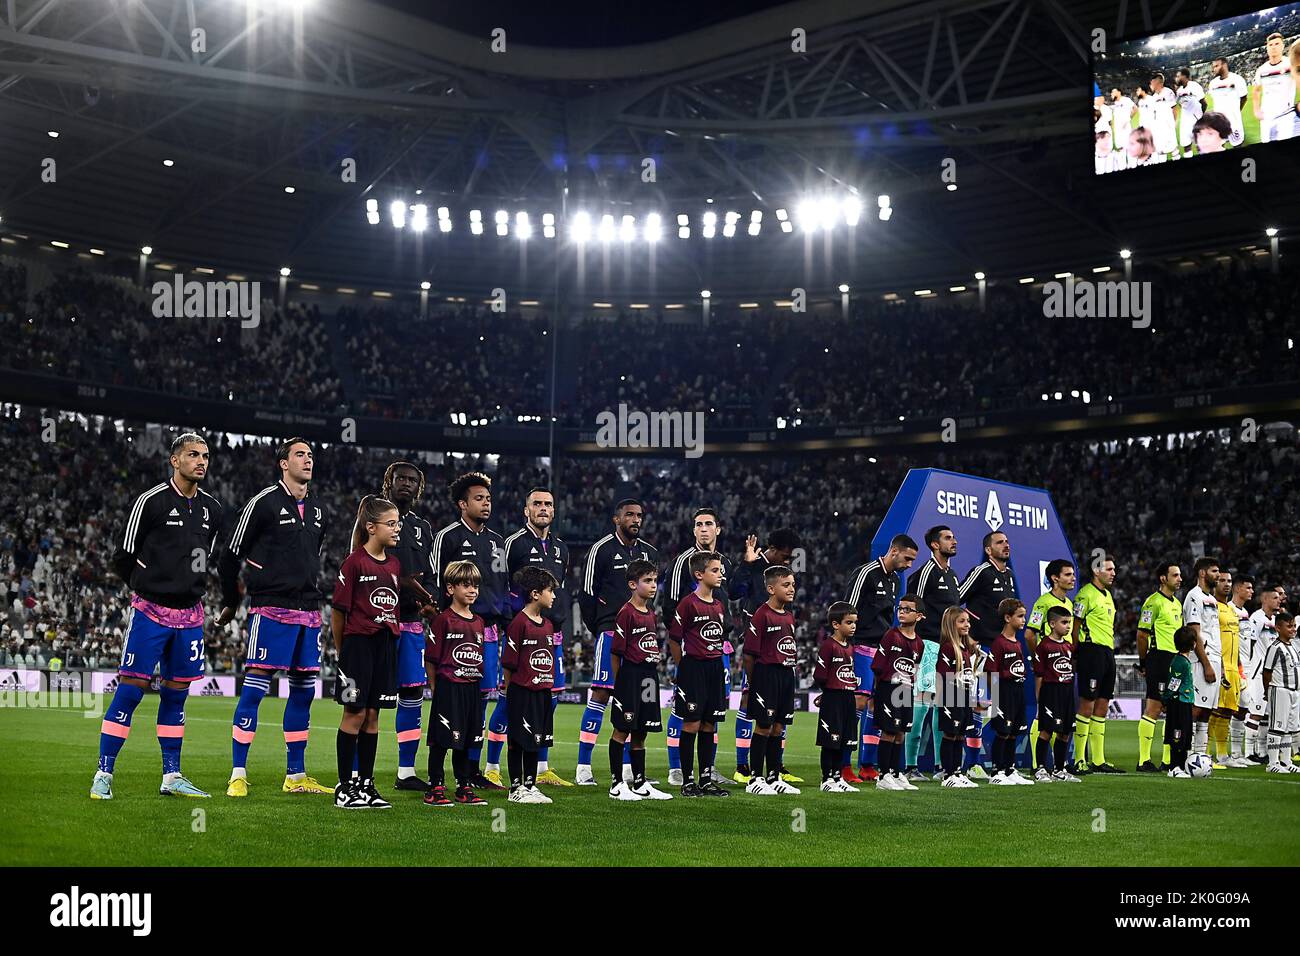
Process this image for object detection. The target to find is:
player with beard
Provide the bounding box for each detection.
[379,461,438,792]
[1136,562,1183,772]
[1207,57,1248,146]
[575,499,660,785]
[430,472,510,791]
[497,488,572,787]
[1173,67,1206,157]
[1182,557,1222,761]
[92,434,223,800]
[665,508,735,789]
[904,525,959,779]
[220,438,332,798]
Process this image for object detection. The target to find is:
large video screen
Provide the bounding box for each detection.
[1092,3,1300,174]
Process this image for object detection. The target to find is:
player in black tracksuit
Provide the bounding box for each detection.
[957,530,1019,776]
[218,438,332,795]
[93,433,222,800]
[904,525,961,777]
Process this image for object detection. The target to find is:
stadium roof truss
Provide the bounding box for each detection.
[0,0,1290,292]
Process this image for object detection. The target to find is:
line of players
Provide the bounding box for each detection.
[1094,34,1300,173]
[89,433,1300,805]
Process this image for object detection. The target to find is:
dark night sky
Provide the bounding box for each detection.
[369,0,795,47]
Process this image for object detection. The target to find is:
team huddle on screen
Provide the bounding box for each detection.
[1094,32,1300,173]
[88,435,1300,809]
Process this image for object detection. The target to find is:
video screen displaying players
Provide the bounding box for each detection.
[1092,3,1300,174]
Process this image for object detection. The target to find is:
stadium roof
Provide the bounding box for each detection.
[1,0,1296,300]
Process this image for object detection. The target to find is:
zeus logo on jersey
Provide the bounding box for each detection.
[50,885,152,936]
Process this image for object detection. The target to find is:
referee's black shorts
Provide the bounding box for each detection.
[1075,643,1116,700]
[1143,649,1174,703]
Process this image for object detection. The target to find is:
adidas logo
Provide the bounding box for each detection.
[102,677,119,695]
[198,678,224,696]
[280,507,290,515]
[0,671,23,690]
[463,539,473,547]
[169,508,180,517]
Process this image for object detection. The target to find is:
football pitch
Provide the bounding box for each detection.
[3,698,1299,867]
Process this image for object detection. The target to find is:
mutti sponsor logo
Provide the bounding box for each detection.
[1052,657,1073,676]
[370,587,399,611]
[452,644,483,668]
[778,636,798,656]
[835,663,857,685]
[528,648,553,672]
[935,488,1049,532]
[894,658,917,678]
[50,886,151,936]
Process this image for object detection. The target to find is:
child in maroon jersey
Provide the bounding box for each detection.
[668,551,731,797]
[424,560,488,806]
[331,495,403,810]
[872,593,926,791]
[501,566,559,805]
[743,564,801,795]
[813,602,862,793]
[1034,606,1081,782]
[986,599,1033,785]
[609,559,672,800]
[936,607,981,788]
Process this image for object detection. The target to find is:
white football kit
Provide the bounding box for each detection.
[1184,585,1221,709]
[1111,95,1136,146]
[1139,88,1178,155]
[1255,59,1298,143]
[1242,609,1278,716]
[1208,71,1248,145]
[1176,80,1205,149]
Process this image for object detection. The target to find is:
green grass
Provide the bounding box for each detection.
[3,698,1299,866]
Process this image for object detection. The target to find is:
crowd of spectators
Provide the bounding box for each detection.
[3,257,1292,437]
[4,404,1297,690]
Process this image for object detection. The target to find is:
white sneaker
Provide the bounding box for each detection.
[893,771,919,791]
[1011,769,1034,784]
[941,773,965,788]
[988,771,1015,786]
[820,777,843,792]
[1168,767,1191,778]
[525,785,552,804]
[836,778,860,792]
[631,781,673,800]
[711,768,735,787]
[769,778,801,795]
[1034,767,1053,783]
[931,769,946,782]
[966,764,990,780]
[1225,756,1252,769]
[875,773,902,791]
[1052,769,1081,783]
[1287,763,1300,774]
[957,773,979,788]
[746,776,777,795]
[608,781,644,800]
[508,787,529,803]
[667,768,684,787]
[574,765,597,786]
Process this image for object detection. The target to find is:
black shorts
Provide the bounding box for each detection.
[1144,649,1174,703]
[1164,698,1193,745]
[334,633,398,710]
[507,683,554,751]
[873,681,915,734]
[611,660,664,734]
[749,661,796,728]
[673,656,727,723]
[429,678,483,750]
[816,689,858,748]
[1036,682,1075,734]
[989,680,1028,735]
[1075,643,1116,700]
[938,704,973,737]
